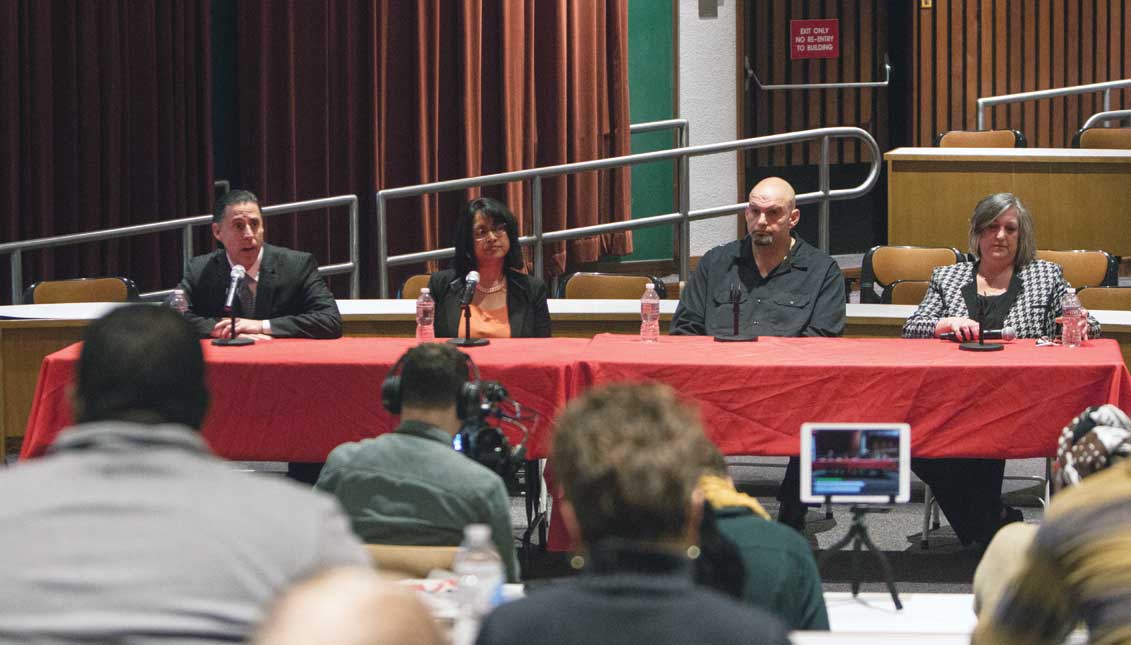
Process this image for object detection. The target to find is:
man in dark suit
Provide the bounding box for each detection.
[179,189,342,340]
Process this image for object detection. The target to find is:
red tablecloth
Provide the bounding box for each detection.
[22,338,590,461]
[22,335,1131,552]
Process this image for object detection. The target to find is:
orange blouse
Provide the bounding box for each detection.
[468,304,511,338]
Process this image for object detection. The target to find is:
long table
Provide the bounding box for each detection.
[886,147,1131,255]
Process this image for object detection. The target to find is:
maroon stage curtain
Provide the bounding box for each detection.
[237,0,632,296]
[0,1,213,303]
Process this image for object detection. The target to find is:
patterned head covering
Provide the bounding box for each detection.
[1055,404,1131,488]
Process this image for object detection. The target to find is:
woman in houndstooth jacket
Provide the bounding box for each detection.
[901,193,1100,548]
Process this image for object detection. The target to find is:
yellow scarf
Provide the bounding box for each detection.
[698,474,770,520]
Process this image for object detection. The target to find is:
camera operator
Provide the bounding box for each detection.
[315,343,518,581]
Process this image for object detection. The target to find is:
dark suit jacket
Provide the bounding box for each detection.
[427,269,551,338]
[178,245,342,339]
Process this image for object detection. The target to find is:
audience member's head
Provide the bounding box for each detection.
[551,382,704,548]
[1055,404,1131,490]
[254,567,441,645]
[74,304,209,429]
[383,343,473,435]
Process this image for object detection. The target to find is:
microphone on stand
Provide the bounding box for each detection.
[941,327,1016,342]
[449,270,489,348]
[713,281,757,343]
[957,301,1003,352]
[213,265,254,346]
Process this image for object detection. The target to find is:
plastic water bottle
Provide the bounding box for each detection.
[453,524,505,619]
[1061,288,1084,348]
[640,282,660,343]
[166,288,189,315]
[415,288,435,342]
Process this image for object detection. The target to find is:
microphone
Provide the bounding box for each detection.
[460,271,480,307]
[941,327,1016,342]
[223,265,246,313]
[729,281,742,337]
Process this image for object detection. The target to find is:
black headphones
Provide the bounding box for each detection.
[381,350,482,421]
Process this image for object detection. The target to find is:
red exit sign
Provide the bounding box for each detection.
[790,19,839,59]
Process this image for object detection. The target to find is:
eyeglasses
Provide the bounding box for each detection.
[473,224,508,241]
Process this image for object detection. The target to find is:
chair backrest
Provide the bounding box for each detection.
[1035,249,1118,289]
[1077,287,1131,311]
[859,246,965,303]
[935,129,1027,148]
[883,279,931,305]
[364,544,459,579]
[1071,127,1131,149]
[398,274,432,300]
[561,272,666,299]
[24,277,139,304]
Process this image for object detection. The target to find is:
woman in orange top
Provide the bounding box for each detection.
[428,197,551,338]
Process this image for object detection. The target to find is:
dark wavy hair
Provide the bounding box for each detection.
[213,189,260,225]
[451,197,524,277]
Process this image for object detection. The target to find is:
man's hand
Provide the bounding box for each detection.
[211,317,266,339]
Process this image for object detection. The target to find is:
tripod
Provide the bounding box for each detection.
[818,504,903,610]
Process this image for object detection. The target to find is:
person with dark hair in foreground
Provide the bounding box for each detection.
[690,436,829,631]
[179,188,342,340]
[428,197,550,339]
[315,343,519,581]
[475,383,789,645]
[0,305,367,643]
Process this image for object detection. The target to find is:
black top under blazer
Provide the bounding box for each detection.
[427,268,551,338]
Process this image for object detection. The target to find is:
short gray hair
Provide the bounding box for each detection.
[968,193,1036,270]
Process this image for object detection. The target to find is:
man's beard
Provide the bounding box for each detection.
[752,232,774,246]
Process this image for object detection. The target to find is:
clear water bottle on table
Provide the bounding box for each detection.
[451,524,505,644]
[166,288,189,315]
[416,287,435,342]
[1061,288,1084,348]
[640,282,660,343]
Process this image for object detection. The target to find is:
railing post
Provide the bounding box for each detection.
[11,250,22,304]
[977,101,985,131]
[678,149,691,284]
[182,226,194,274]
[377,194,389,298]
[532,177,544,278]
[818,136,831,254]
[1104,89,1112,124]
[349,196,360,298]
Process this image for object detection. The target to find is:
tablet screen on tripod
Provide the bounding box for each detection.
[799,423,911,504]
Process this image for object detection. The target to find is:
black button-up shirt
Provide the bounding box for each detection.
[671,234,845,337]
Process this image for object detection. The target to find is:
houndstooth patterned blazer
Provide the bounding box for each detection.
[901,259,1101,339]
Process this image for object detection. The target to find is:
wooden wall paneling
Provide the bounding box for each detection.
[858,0,873,163]
[753,0,770,168]
[963,0,977,137]
[949,1,964,137]
[1007,0,1021,133]
[1037,1,1051,147]
[1096,0,1108,117]
[1113,1,1124,108]
[917,2,932,145]
[806,3,822,165]
[1050,0,1065,149]
[771,1,788,166]
[1022,1,1036,145]
[1065,0,1079,139]
[822,0,839,164]
[935,0,949,144]
[981,0,995,130]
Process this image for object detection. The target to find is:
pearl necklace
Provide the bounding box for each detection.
[476,280,506,294]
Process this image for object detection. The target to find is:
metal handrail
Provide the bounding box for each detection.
[1082,109,1131,130]
[377,126,881,297]
[746,53,892,91]
[0,195,360,304]
[977,79,1131,130]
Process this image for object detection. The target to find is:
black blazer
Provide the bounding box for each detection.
[178,244,342,339]
[428,269,551,338]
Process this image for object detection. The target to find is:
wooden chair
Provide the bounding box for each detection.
[1035,249,1118,289]
[859,246,965,304]
[882,279,931,305]
[560,272,666,299]
[398,274,432,300]
[23,277,139,304]
[1077,286,1131,311]
[364,544,458,579]
[934,129,1027,148]
[1071,127,1131,149]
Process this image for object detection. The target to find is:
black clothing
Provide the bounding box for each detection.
[178,244,342,339]
[671,234,845,337]
[475,541,789,645]
[428,268,551,338]
[912,457,1008,546]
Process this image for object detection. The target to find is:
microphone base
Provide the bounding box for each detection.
[448,337,490,348]
[211,337,255,346]
[713,334,758,343]
[959,341,1003,352]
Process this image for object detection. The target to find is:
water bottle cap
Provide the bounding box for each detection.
[464,524,491,542]
[420,288,430,294]
[1066,288,1076,294]
[644,283,654,290]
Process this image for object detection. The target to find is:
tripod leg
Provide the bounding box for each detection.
[858,528,903,610]
[851,532,862,597]
[817,528,856,569]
